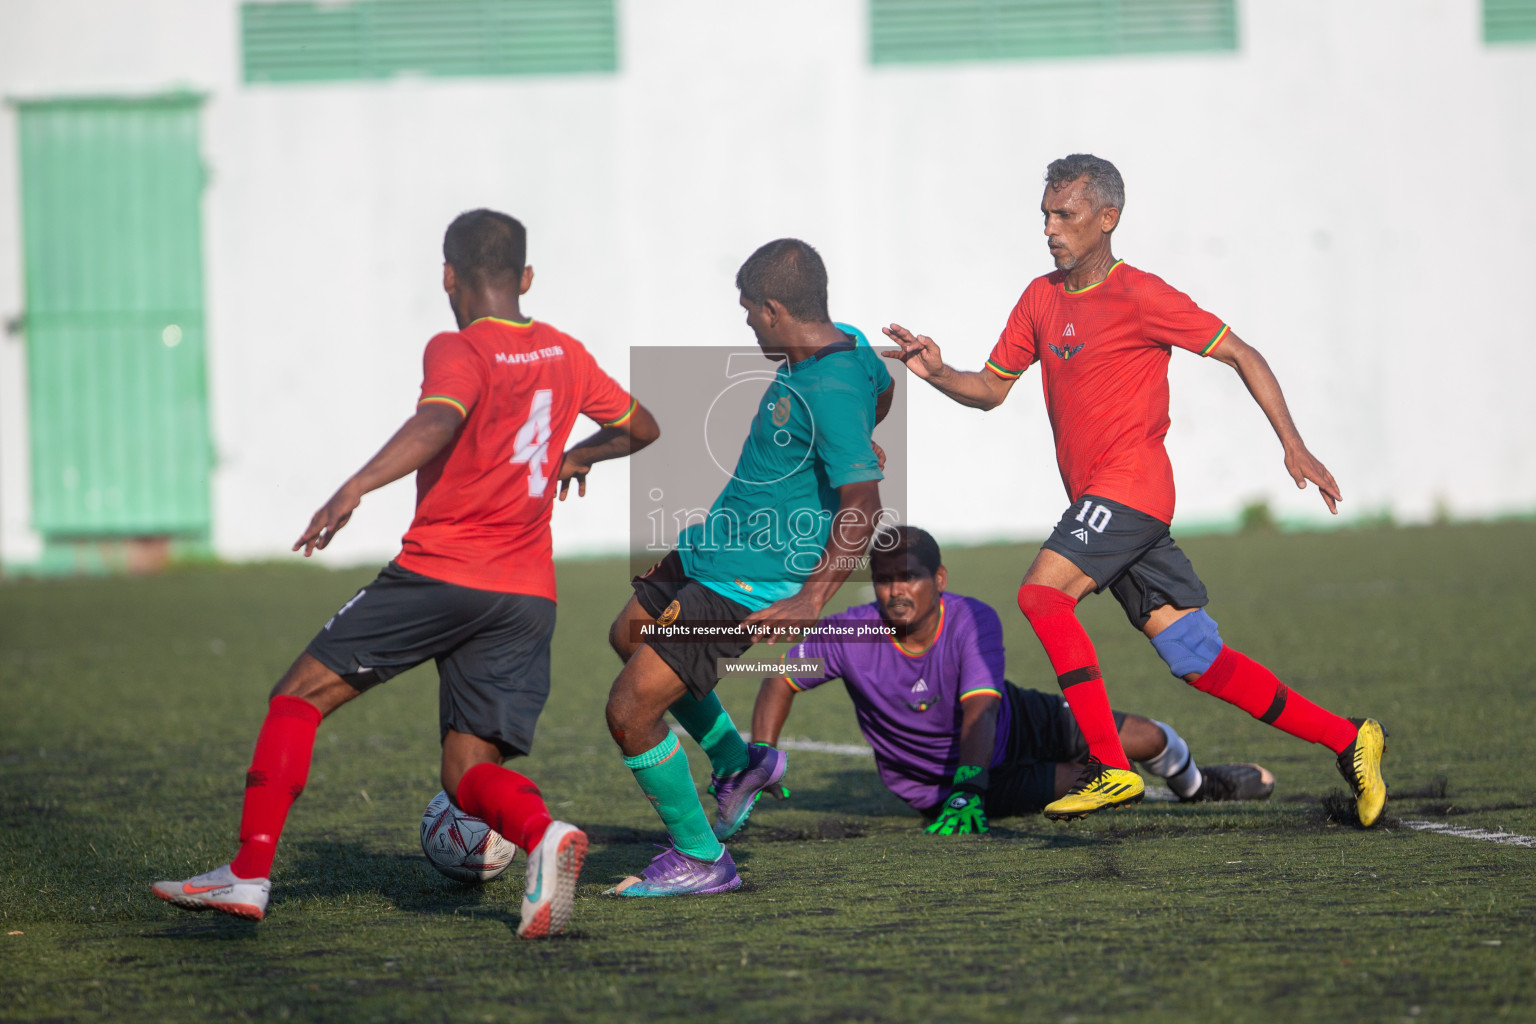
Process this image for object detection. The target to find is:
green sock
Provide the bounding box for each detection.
[623,733,722,861]
[668,692,750,776]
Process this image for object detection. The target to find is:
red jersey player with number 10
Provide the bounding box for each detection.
[152,210,659,937]
[882,155,1388,829]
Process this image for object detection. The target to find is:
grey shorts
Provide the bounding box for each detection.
[1041,494,1209,630]
[304,562,556,755]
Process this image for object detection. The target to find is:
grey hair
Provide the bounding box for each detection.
[1045,154,1125,213]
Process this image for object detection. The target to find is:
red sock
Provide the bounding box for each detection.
[230,695,323,879]
[1191,647,1357,753]
[1018,584,1130,770]
[456,762,553,853]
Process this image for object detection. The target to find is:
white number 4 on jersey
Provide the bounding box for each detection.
[510,390,554,497]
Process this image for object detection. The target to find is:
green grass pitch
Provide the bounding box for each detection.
[2,521,1534,1022]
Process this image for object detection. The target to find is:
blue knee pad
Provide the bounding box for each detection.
[1150,609,1223,677]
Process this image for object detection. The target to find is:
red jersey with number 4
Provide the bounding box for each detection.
[985,261,1228,524]
[395,316,635,598]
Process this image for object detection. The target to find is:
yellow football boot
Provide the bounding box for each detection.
[1043,758,1146,820]
[1336,718,1389,827]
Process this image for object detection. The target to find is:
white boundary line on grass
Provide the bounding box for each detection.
[1400,820,1536,848]
[775,738,874,756]
[671,725,874,757]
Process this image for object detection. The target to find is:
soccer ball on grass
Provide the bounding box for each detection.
[419,790,518,883]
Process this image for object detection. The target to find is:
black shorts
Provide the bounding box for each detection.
[1041,494,1209,630]
[304,562,556,755]
[631,551,755,700]
[983,682,1126,819]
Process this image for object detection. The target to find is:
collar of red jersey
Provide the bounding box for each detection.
[468,315,535,329]
[1062,259,1125,295]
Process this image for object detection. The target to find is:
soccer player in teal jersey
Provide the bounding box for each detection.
[604,239,894,896]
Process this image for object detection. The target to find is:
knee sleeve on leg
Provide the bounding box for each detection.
[1149,609,1223,678]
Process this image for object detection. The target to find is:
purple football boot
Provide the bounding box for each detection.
[609,845,742,897]
[710,743,788,839]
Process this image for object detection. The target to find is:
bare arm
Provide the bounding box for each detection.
[1209,333,1342,514]
[925,692,1001,835]
[874,381,894,426]
[741,479,882,644]
[557,401,661,500]
[751,677,798,745]
[294,403,464,556]
[956,695,1000,768]
[880,324,1016,411]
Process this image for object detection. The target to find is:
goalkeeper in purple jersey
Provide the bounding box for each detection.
[751,526,1275,834]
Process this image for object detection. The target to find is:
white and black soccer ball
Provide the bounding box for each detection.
[419,790,518,883]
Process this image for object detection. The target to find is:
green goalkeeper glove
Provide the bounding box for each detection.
[925,765,989,835]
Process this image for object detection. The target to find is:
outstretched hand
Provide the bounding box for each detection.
[881,324,945,380]
[925,790,989,835]
[294,482,362,557]
[1284,444,1342,514]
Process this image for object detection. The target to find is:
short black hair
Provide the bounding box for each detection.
[870,525,942,577]
[443,209,527,288]
[735,238,830,323]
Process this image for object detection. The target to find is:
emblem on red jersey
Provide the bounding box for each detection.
[1050,323,1084,360]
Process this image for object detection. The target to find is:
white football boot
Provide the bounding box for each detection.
[516,821,587,939]
[152,863,270,921]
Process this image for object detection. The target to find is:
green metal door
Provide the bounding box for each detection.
[16,95,212,539]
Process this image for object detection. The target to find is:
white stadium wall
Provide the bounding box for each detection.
[1,0,1533,569]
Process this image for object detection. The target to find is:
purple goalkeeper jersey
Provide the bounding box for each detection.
[786,593,1011,810]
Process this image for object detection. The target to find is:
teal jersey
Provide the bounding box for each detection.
[678,324,892,611]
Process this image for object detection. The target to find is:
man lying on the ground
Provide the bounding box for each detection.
[749,526,1275,834]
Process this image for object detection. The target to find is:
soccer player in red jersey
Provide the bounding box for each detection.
[151,210,659,935]
[881,155,1388,827]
